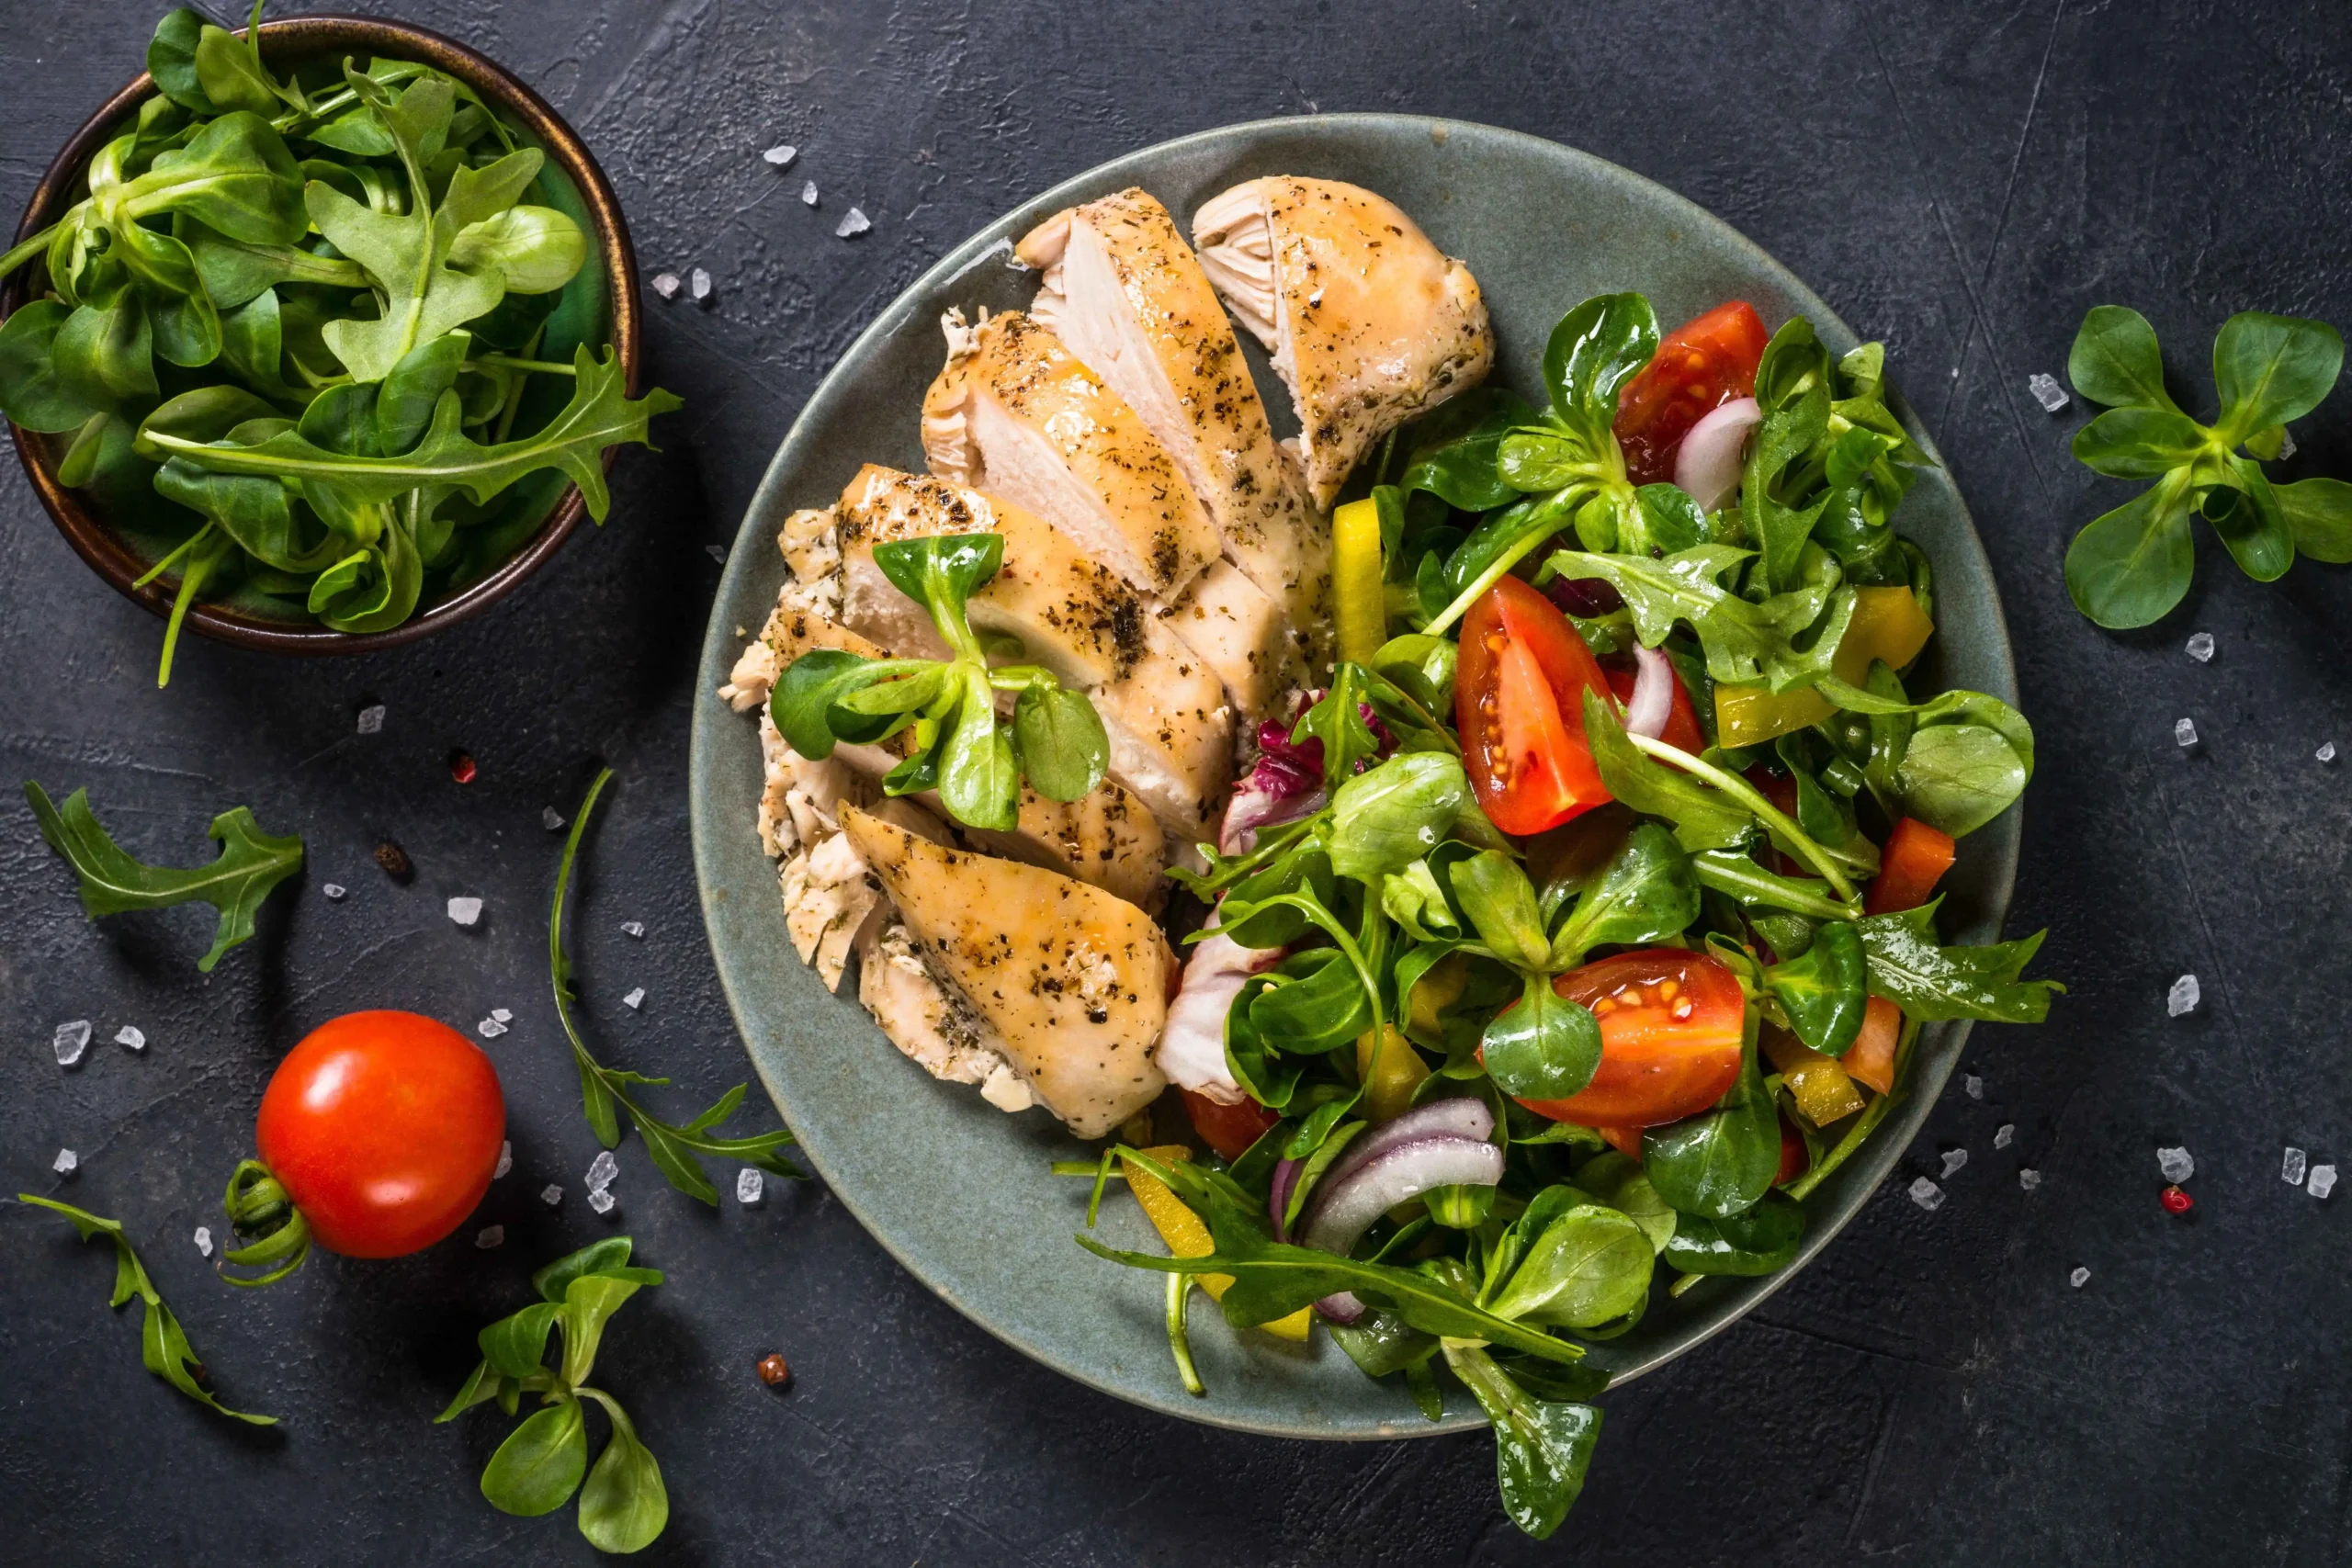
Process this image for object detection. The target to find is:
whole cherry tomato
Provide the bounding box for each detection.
[227,1011,505,1279]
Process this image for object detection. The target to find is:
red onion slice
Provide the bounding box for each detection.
[1317,1097,1494,1197]
[1672,395,1760,515]
[1268,1156,1301,1242]
[1301,1134,1504,1322]
[1623,644,1675,740]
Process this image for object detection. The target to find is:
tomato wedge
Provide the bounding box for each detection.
[1457,577,1615,836]
[1602,656,1705,755]
[1613,300,1770,486]
[1180,1087,1277,1161]
[1513,949,1746,1128]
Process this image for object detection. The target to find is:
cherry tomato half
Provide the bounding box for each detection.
[1180,1087,1277,1162]
[1514,949,1746,1128]
[1457,577,1615,837]
[1613,300,1770,486]
[1602,656,1706,755]
[255,1010,505,1258]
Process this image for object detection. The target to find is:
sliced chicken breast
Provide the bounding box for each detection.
[1192,176,1494,510]
[842,804,1173,1138]
[727,544,1170,909]
[1019,189,1331,655]
[923,309,1217,600]
[834,464,1231,838]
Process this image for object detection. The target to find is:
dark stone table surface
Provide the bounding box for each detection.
[5,2,2349,1563]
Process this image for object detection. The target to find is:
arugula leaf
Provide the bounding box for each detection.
[1857,901,2063,1023]
[18,1193,274,1424]
[549,771,801,1202]
[1579,690,1753,851]
[25,780,301,971]
[2061,304,2345,626]
[1546,545,1856,695]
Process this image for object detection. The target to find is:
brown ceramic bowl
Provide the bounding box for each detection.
[0,15,641,656]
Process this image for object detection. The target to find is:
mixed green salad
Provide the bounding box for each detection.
[0,3,679,682]
[1044,292,2063,1538]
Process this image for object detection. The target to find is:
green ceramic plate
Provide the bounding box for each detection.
[690,115,2019,1438]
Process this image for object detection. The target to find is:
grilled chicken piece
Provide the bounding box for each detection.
[1192,176,1493,510]
[923,309,1216,600]
[842,805,1173,1138]
[925,308,1302,717]
[1019,190,1330,651]
[834,464,1231,838]
[727,545,1170,909]
[856,915,1037,1113]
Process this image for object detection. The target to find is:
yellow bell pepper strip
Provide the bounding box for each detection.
[1405,951,1469,1042]
[1713,584,1936,747]
[1761,1027,1865,1127]
[1123,1145,1312,1342]
[1355,1024,1430,1123]
[1332,497,1388,666]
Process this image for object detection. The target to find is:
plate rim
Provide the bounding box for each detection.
[691,111,2020,1439]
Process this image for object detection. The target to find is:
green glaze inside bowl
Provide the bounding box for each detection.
[691,115,2020,1439]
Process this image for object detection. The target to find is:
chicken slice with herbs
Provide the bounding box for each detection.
[1192,176,1493,509]
[834,464,1231,838]
[1018,189,1331,660]
[842,804,1174,1138]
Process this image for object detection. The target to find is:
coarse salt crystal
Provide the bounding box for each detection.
[586,1149,619,1192]
[587,1187,616,1215]
[2156,1145,2195,1183]
[1995,1123,2015,1149]
[492,1008,512,1024]
[2174,716,2199,748]
[2320,742,2338,764]
[2027,372,2070,412]
[2309,1164,2338,1200]
[690,267,712,301]
[736,1167,764,1206]
[1964,1074,1984,1100]
[836,208,870,238]
[447,897,484,927]
[53,1020,91,1066]
[623,987,645,1010]
[52,1148,77,1175]
[477,1018,507,1039]
[543,806,567,830]
[540,1183,563,1206]
[114,1025,144,1052]
[621,921,645,939]
[194,1225,213,1258]
[1907,1177,1943,1212]
[475,1225,504,1248]
[495,1140,513,1179]
[1940,1148,1969,1179]
[2279,430,2298,459]
[356,704,386,735]
[706,543,728,563]
[2166,975,2199,1016]
[2069,1266,2090,1288]
[2019,1168,2042,1190]
[323,883,346,900]
[2283,1146,2308,1185]
[801,179,819,206]
[763,143,797,167]
[2185,632,2215,662]
[651,272,681,299]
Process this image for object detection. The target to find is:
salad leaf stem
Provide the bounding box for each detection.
[1623,733,1860,902]
[1165,1273,1207,1397]
[550,769,801,1204]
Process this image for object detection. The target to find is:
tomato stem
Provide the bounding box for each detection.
[218,1158,312,1287]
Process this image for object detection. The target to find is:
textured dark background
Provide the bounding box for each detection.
[4,2,2349,1563]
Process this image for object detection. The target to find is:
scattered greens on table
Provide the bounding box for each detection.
[1071,290,2060,1540]
[24,778,302,970]
[17,1193,274,1424]
[2062,304,2352,627]
[552,768,803,1203]
[437,1237,669,1554]
[0,3,682,682]
[769,531,1112,830]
